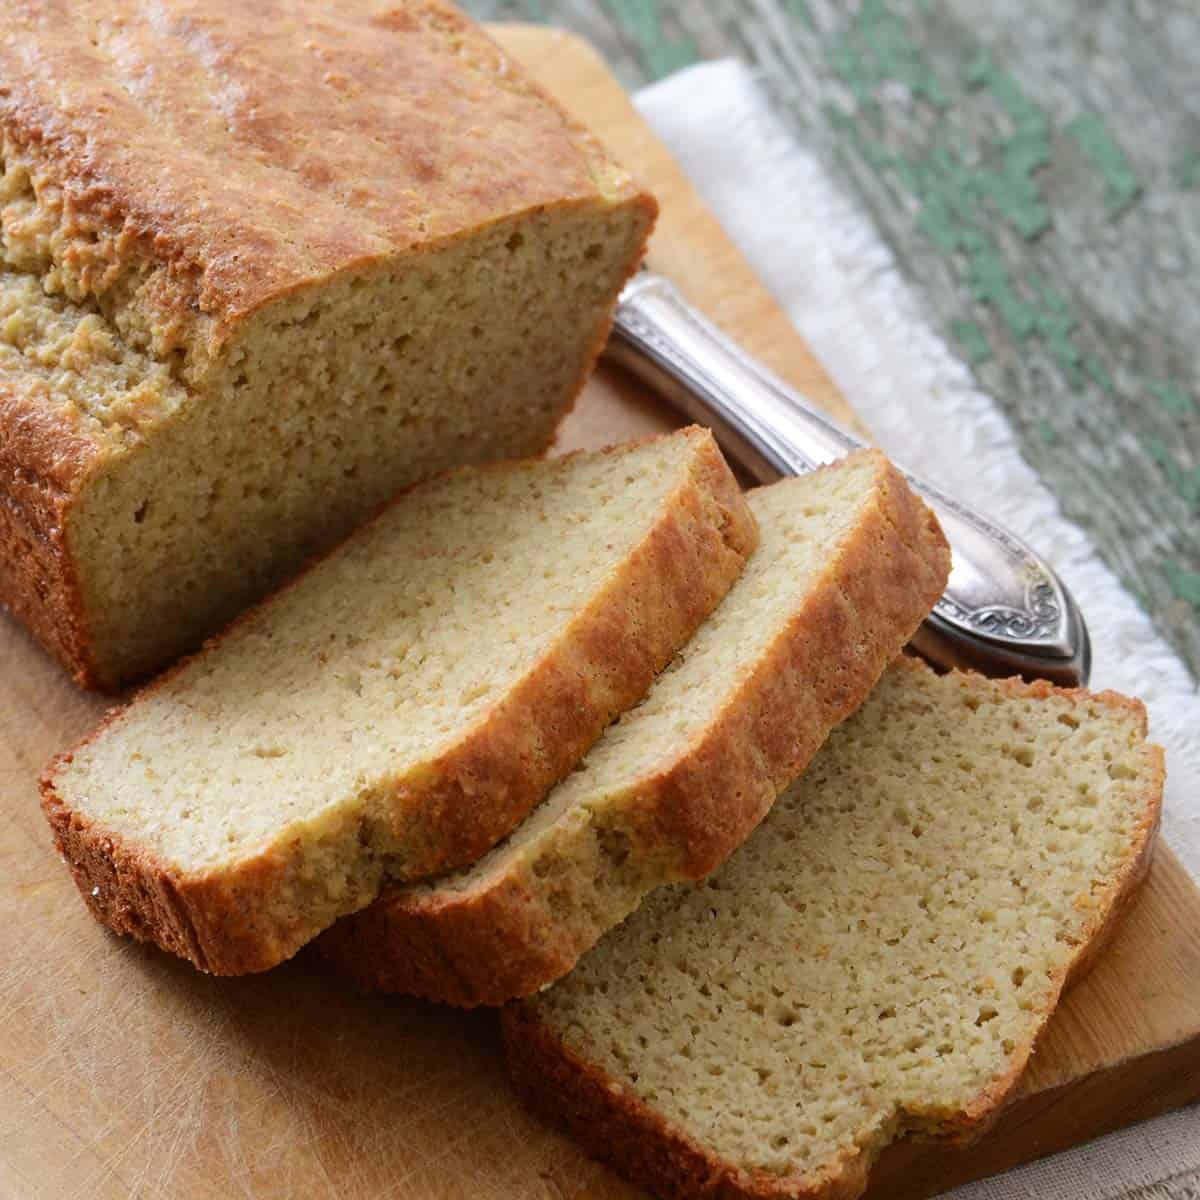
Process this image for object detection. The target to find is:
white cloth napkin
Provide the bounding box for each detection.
[634,59,1200,1200]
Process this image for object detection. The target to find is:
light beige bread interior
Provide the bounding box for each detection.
[504,659,1164,1200]
[0,0,654,688]
[41,428,756,977]
[320,451,950,1006]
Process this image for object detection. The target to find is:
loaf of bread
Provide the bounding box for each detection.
[504,660,1164,1200]
[320,451,950,1005]
[41,428,756,976]
[0,0,655,688]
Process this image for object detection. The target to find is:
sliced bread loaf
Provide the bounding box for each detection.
[41,428,756,976]
[503,659,1164,1200]
[320,451,950,1005]
[1,0,654,688]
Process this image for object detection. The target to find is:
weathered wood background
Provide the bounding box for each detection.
[466,0,1200,681]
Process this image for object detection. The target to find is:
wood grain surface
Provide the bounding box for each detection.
[0,25,1197,1200]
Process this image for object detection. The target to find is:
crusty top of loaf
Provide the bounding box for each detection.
[0,0,636,346]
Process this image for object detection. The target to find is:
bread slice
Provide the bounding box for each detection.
[503,659,1164,1200]
[320,451,950,1005]
[0,0,654,688]
[41,428,755,976]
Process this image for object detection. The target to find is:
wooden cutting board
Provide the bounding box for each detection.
[1,24,1197,1200]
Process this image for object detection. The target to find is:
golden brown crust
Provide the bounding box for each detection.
[320,453,951,1006]
[500,670,1166,1200]
[0,0,640,340]
[0,382,101,685]
[41,428,757,975]
[40,782,211,967]
[0,1,657,691]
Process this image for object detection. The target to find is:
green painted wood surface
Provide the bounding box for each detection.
[467,0,1200,681]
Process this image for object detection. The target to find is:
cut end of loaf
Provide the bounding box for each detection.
[504,660,1164,1200]
[63,200,653,688]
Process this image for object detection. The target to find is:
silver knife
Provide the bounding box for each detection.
[604,273,1091,687]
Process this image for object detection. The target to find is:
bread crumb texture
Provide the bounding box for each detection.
[0,0,653,685]
[427,459,908,889]
[512,660,1163,1199]
[325,450,949,1005]
[44,429,755,973]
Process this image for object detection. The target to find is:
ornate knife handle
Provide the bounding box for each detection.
[604,273,1091,686]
